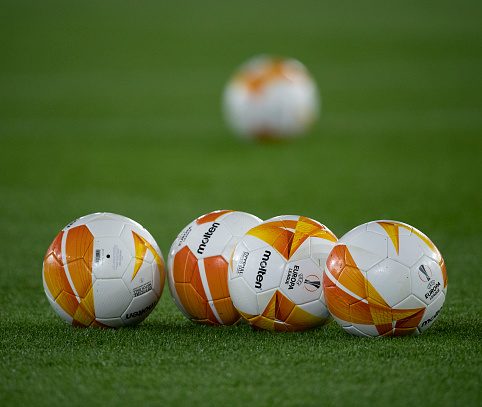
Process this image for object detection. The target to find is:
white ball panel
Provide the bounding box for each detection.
[298,298,330,320]
[169,220,196,256]
[63,213,104,230]
[288,238,311,262]
[256,288,276,315]
[86,219,125,237]
[352,323,381,337]
[418,292,445,333]
[239,247,285,293]
[92,237,131,279]
[332,314,351,328]
[121,289,158,326]
[309,237,336,269]
[122,258,154,296]
[184,220,233,259]
[93,279,133,319]
[344,325,371,337]
[242,234,272,251]
[366,259,411,307]
[343,244,384,272]
[410,256,445,306]
[228,277,258,315]
[338,223,368,244]
[221,212,262,237]
[392,294,426,310]
[221,235,242,263]
[412,232,442,263]
[344,231,388,264]
[388,234,424,267]
[229,241,251,279]
[280,258,323,305]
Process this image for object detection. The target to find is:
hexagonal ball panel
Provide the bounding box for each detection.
[92,236,132,279]
[257,288,276,315]
[86,219,126,237]
[339,223,368,245]
[288,236,311,262]
[388,234,424,267]
[93,278,133,319]
[298,297,330,320]
[185,220,233,260]
[309,236,336,270]
[121,289,159,326]
[239,246,285,293]
[228,276,258,316]
[410,255,445,306]
[280,258,323,305]
[122,258,154,297]
[242,234,275,251]
[220,211,262,238]
[367,258,411,307]
[418,291,445,333]
[345,231,388,271]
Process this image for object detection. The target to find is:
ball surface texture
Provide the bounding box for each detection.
[223,55,319,140]
[42,212,165,327]
[229,215,337,331]
[168,210,262,325]
[323,220,447,337]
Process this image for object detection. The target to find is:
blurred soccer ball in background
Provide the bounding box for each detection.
[323,220,447,337]
[228,215,337,331]
[223,55,320,141]
[42,212,165,328]
[167,210,262,325]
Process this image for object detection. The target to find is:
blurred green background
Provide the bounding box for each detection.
[0,1,481,406]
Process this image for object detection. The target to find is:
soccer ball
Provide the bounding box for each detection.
[223,55,319,140]
[167,210,262,325]
[323,220,447,337]
[228,215,337,331]
[42,212,165,328]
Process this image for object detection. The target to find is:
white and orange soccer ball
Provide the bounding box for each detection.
[223,55,319,140]
[167,210,262,325]
[323,220,447,337]
[228,215,337,331]
[42,213,165,328]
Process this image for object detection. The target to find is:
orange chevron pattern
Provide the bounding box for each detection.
[196,210,233,225]
[172,247,238,325]
[378,221,400,254]
[247,216,336,260]
[173,246,210,321]
[324,244,425,336]
[244,290,325,332]
[382,221,447,288]
[204,256,240,325]
[43,226,106,328]
[65,225,93,297]
[132,231,165,283]
[440,258,448,288]
[43,231,75,299]
[402,223,447,288]
[235,59,304,94]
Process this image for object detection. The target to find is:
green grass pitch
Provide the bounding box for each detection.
[0,1,481,406]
